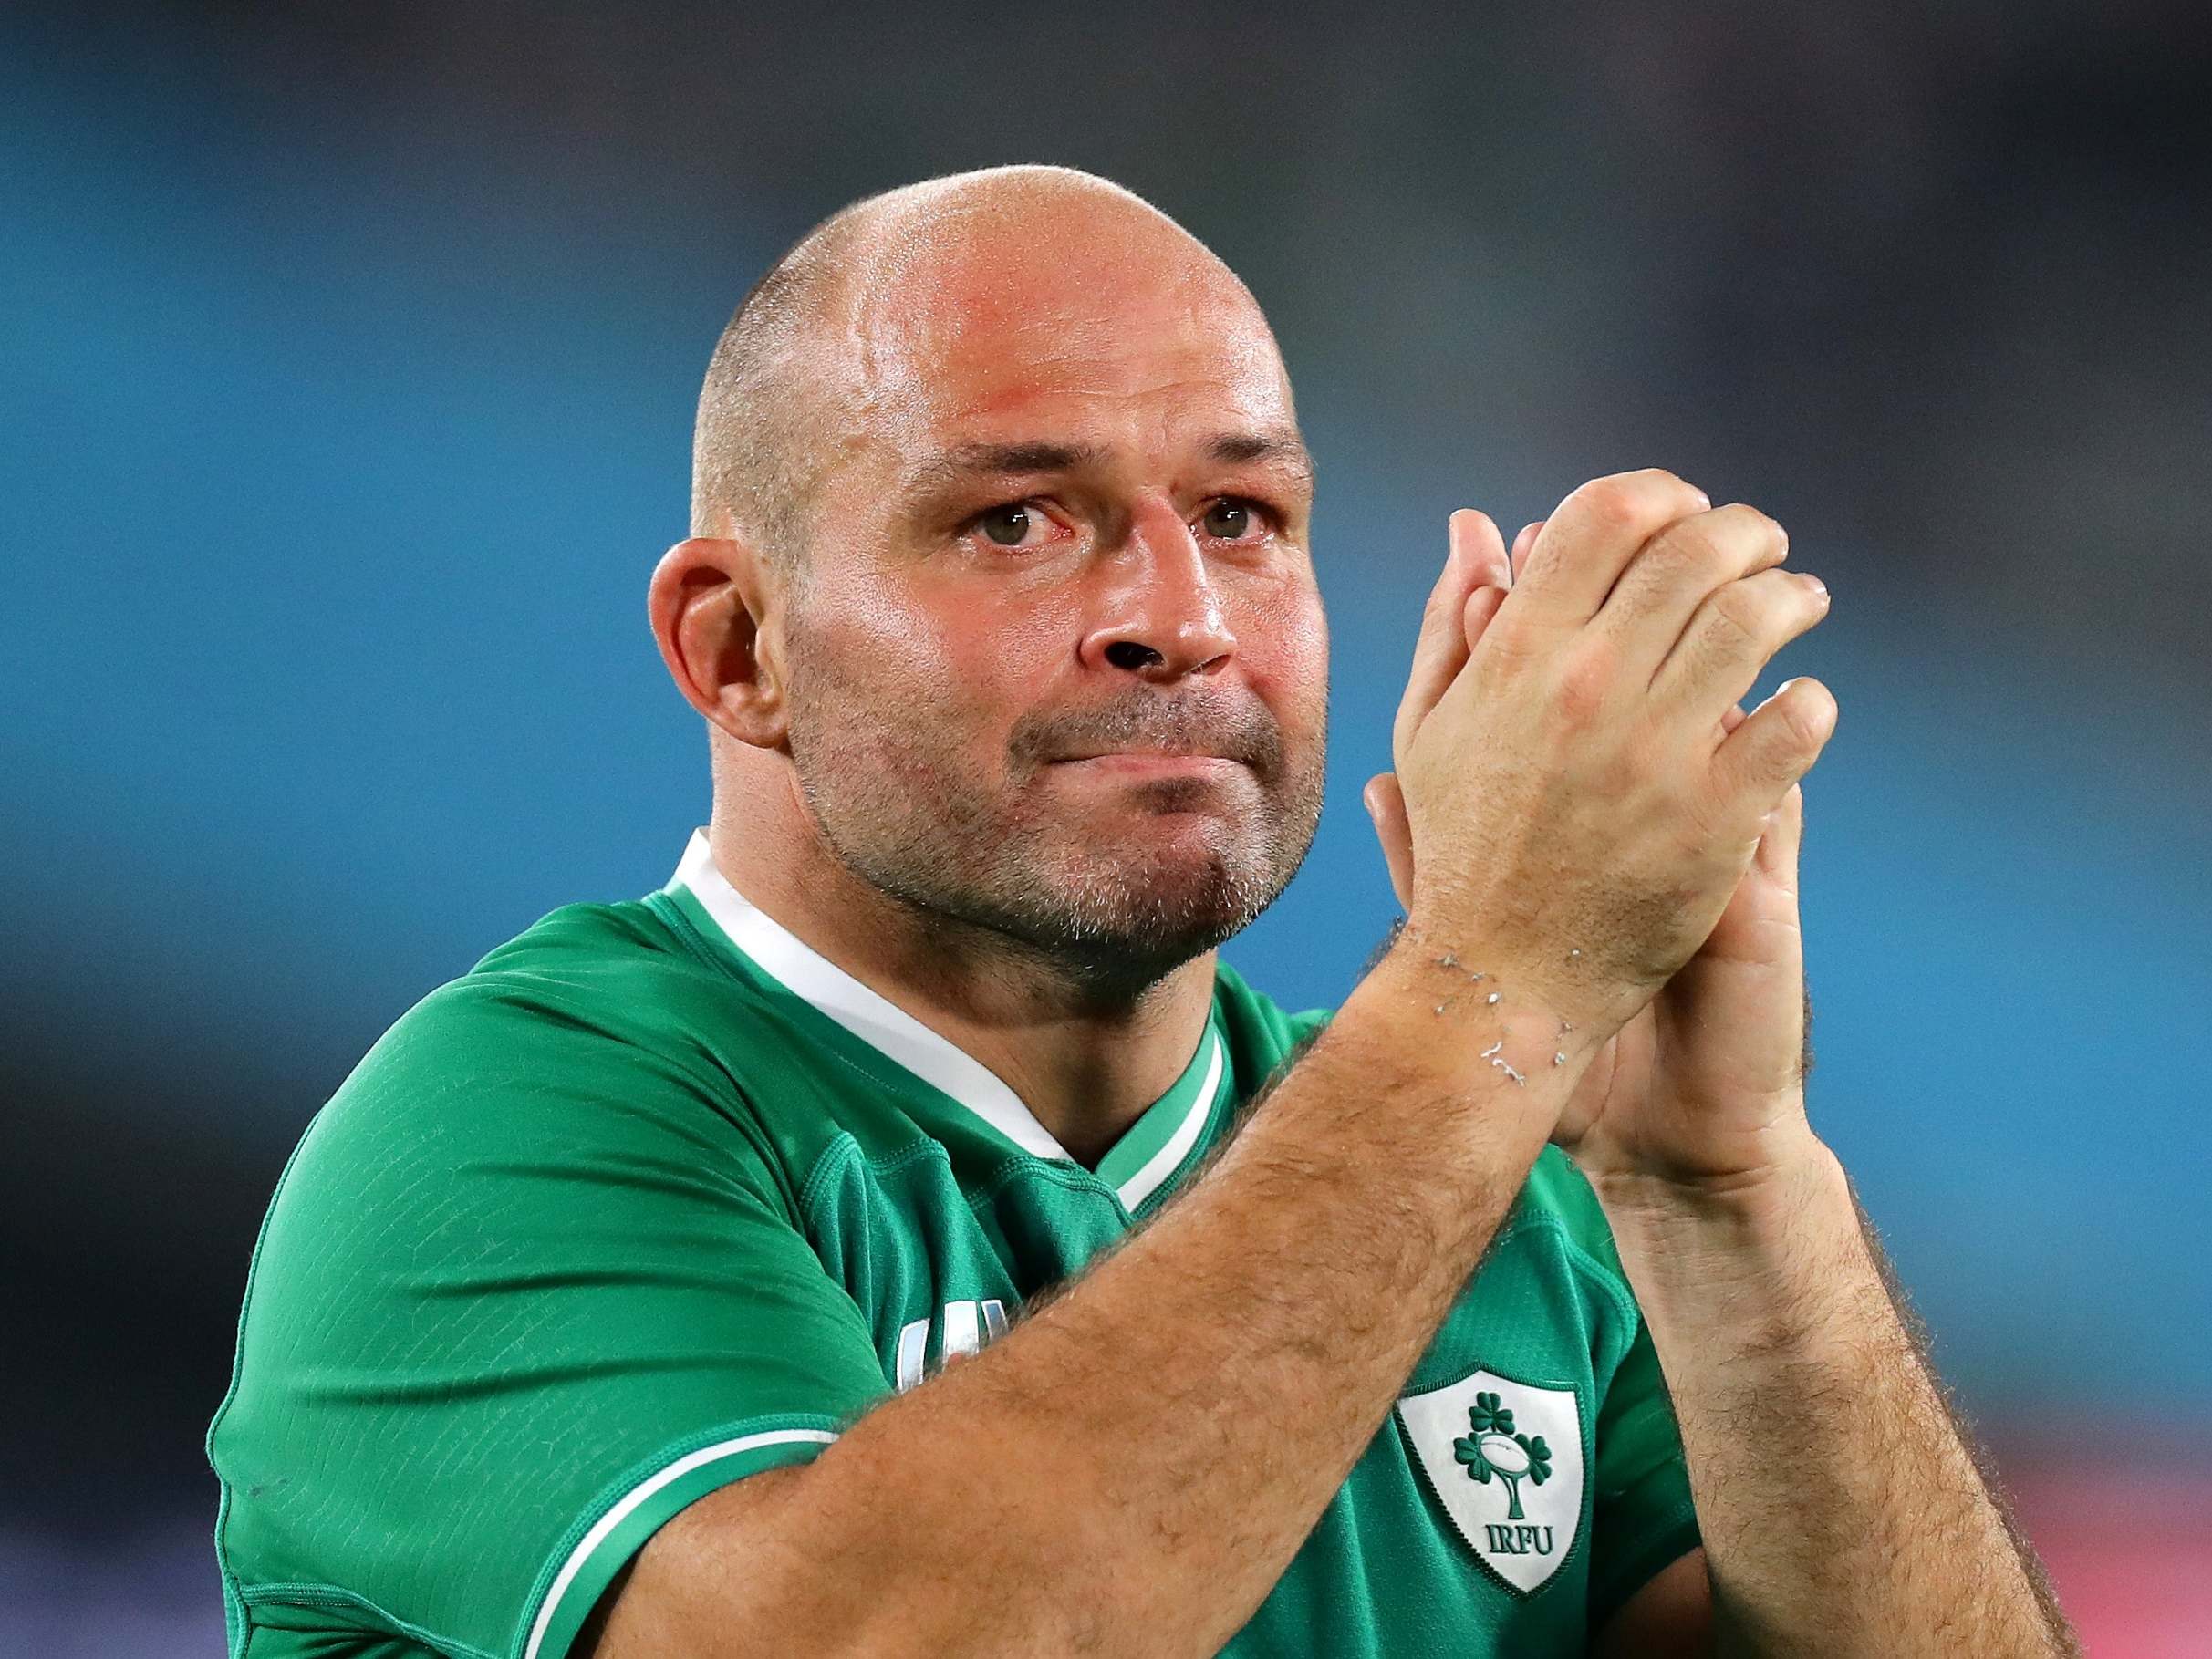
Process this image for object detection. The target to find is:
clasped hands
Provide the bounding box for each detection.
[1363,479,1836,1205]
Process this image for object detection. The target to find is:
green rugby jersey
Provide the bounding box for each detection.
[209,833,1699,1658]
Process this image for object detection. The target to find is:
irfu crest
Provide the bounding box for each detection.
[1452,1391,1553,1520]
[1397,1368,1585,1594]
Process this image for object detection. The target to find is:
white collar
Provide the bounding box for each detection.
[667,831,1223,1209]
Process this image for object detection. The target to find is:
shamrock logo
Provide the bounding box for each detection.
[1453,1391,1553,1520]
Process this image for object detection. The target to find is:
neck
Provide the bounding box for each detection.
[705,781,1218,1169]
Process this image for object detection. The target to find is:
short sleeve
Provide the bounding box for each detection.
[1584,1314,1702,1631]
[208,977,891,1659]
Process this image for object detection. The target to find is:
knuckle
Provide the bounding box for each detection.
[1708,501,1771,542]
[1625,466,1689,497]
[1649,516,1730,584]
[1480,609,1542,665]
[1553,637,1619,723]
[1571,468,1707,544]
[1704,583,1768,650]
[1575,472,1658,530]
[1696,503,1784,570]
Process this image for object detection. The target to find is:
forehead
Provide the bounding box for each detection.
[853,218,1294,463]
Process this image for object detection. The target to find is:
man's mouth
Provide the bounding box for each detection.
[1050,751,1246,777]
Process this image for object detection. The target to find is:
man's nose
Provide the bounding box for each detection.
[1077,497,1239,680]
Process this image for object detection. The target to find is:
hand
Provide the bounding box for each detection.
[1371,472,1837,1062]
[1363,509,1532,915]
[1379,696,1825,1188]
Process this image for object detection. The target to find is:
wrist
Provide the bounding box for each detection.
[1593,1118,1842,1229]
[1591,1125,1853,1320]
[1594,1135,1903,1411]
[1387,914,1618,1073]
[1349,935,1594,1129]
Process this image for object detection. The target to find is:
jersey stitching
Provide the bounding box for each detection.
[797,1128,1111,1237]
[962,1147,1119,1216]
[655,887,1202,1208]
[795,1131,866,1224]
[639,887,733,979]
[433,965,817,1234]
[858,1136,957,1181]
[233,1581,498,1659]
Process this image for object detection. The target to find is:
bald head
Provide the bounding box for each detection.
[690,165,1279,563]
[657,165,1325,985]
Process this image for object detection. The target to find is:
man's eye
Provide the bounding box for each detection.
[1200,499,1264,542]
[976,503,1051,548]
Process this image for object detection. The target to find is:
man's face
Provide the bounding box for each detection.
[776,213,1329,980]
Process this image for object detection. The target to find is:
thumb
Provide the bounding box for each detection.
[1509,519,1546,586]
[1364,772,1415,912]
[1715,678,1837,812]
[1755,781,1805,891]
[1397,510,1508,764]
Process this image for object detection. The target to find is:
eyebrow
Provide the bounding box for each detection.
[901,429,1315,499]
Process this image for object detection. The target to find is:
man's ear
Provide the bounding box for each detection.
[648,535,788,749]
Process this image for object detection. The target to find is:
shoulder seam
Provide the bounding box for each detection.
[638,888,730,980]
[795,1131,866,1228]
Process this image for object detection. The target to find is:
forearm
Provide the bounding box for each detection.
[1596,1134,2075,1657]
[735,943,1577,1657]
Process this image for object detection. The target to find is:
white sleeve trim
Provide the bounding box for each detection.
[524,1426,837,1659]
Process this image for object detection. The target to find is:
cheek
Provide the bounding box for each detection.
[796,576,1067,762]
[1237,584,1330,738]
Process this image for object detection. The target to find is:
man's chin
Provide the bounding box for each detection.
[1004,845,1283,965]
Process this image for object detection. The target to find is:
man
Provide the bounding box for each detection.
[208,165,2073,1657]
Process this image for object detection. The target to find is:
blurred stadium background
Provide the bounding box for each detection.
[5,2,2207,1651]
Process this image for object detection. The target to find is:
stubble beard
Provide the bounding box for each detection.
[782,651,1328,990]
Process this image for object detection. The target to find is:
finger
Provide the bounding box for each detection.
[1511,470,1710,627]
[1364,772,1415,911]
[1754,781,1803,888]
[1459,582,1508,657]
[1713,677,1837,817]
[1450,506,1512,590]
[1509,520,1544,586]
[1595,503,1790,683]
[1720,700,1748,736]
[1653,565,1832,722]
[1394,509,1506,763]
